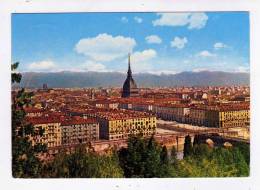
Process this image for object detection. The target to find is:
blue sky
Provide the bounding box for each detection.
[12,12,249,74]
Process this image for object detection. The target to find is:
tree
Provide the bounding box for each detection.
[41,146,124,178]
[118,136,170,178]
[159,145,171,177]
[193,134,200,146]
[11,62,22,84]
[173,143,249,177]
[118,136,146,177]
[183,135,193,158]
[233,142,250,165]
[160,146,168,165]
[144,136,164,177]
[12,62,47,177]
[170,146,177,163]
[232,147,249,176]
[192,143,212,158]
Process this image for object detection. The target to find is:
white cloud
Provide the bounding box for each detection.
[131,49,157,63]
[214,42,228,50]
[145,35,162,44]
[196,50,216,57]
[153,13,208,29]
[188,13,208,29]
[134,16,143,23]
[153,13,189,27]
[192,68,211,72]
[28,60,57,71]
[236,66,249,73]
[126,49,157,73]
[121,16,128,23]
[75,33,136,62]
[79,61,107,72]
[170,37,188,49]
[147,70,177,75]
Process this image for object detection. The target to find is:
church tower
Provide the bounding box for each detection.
[121,53,139,98]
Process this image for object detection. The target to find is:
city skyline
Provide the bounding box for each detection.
[12,12,249,74]
[11,12,251,179]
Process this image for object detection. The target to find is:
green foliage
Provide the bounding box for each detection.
[172,143,249,177]
[233,142,250,165]
[193,134,200,146]
[37,136,250,178]
[12,62,47,178]
[183,135,193,158]
[11,62,22,84]
[170,146,177,163]
[118,136,170,177]
[41,146,124,178]
[11,62,19,70]
[173,156,238,177]
[160,146,168,165]
[192,144,212,158]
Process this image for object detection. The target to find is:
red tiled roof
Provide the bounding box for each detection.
[84,108,156,120]
[24,107,44,113]
[190,103,249,111]
[61,117,98,126]
[26,116,61,125]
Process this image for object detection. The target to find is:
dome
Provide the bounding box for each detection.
[123,77,137,91]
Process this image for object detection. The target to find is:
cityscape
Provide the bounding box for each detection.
[11,12,250,178]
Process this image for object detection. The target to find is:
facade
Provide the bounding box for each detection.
[91,100,119,109]
[84,108,156,140]
[61,118,99,145]
[100,117,156,140]
[153,104,190,123]
[188,108,207,126]
[28,117,62,148]
[119,99,153,112]
[121,54,139,98]
[119,102,133,110]
[99,116,156,140]
[27,116,99,148]
[205,109,250,128]
[189,104,250,128]
[132,103,153,112]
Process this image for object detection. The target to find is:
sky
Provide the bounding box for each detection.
[12,12,249,74]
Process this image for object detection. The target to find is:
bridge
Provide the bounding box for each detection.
[157,123,250,144]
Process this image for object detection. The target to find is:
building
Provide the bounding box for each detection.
[27,115,99,148]
[61,117,99,145]
[188,107,207,126]
[24,107,44,117]
[27,116,62,148]
[121,53,139,98]
[153,104,190,123]
[91,100,119,109]
[208,104,250,128]
[118,97,154,112]
[188,103,250,128]
[84,108,156,140]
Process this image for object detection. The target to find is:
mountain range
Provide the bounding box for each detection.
[18,71,249,88]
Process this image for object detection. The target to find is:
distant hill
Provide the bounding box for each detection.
[18,71,250,88]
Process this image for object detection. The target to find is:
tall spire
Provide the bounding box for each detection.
[122,52,139,98]
[127,53,132,76]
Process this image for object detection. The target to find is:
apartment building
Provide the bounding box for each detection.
[61,117,99,145]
